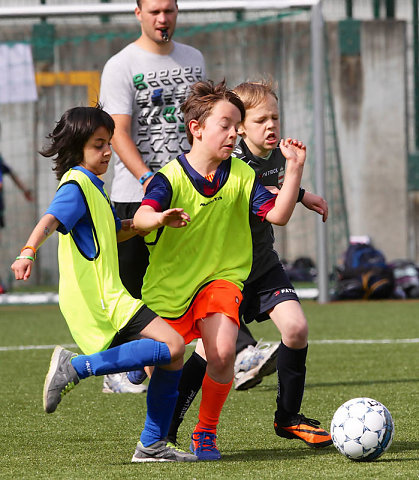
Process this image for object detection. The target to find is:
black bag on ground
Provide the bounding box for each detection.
[335,243,395,300]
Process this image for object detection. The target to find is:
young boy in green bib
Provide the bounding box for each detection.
[166,80,332,451]
[11,105,197,463]
[133,79,307,460]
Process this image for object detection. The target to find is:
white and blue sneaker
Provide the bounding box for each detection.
[234,341,279,390]
[102,373,147,394]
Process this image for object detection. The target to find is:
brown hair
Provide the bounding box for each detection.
[233,79,279,111]
[181,80,245,145]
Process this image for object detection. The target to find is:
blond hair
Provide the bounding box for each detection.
[233,79,279,111]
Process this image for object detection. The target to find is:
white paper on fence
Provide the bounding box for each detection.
[0,43,38,104]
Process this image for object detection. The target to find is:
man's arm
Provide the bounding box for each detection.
[111,114,154,191]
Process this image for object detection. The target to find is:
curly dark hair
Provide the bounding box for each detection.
[40,105,115,180]
[181,79,245,145]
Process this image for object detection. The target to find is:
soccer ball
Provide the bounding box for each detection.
[330,397,394,461]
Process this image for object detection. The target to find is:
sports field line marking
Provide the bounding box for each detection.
[1,338,418,352]
[310,338,419,344]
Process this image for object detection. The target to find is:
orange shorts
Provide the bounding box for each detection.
[164,279,242,345]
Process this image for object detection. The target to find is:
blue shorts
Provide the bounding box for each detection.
[240,262,300,324]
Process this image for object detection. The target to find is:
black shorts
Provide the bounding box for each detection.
[240,262,300,324]
[108,304,158,349]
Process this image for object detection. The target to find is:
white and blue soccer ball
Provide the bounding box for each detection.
[330,397,394,461]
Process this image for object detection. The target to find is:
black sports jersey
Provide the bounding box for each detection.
[234,139,304,283]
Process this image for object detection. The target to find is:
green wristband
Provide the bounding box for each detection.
[16,255,34,261]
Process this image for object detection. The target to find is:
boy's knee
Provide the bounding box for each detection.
[167,333,185,361]
[207,347,235,372]
[284,324,308,348]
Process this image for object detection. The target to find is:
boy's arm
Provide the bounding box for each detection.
[265,138,305,226]
[117,218,149,242]
[301,191,328,222]
[11,214,60,281]
[133,205,190,232]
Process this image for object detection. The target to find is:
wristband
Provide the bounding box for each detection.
[139,171,154,185]
[297,188,305,203]
[21,245,37,258]
[16,255,34,261]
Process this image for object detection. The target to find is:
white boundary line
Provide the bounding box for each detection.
[1,338,418,352]
[0,289,321,305]
[0,288,317,305]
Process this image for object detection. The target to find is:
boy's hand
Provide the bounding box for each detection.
[120,218,149,237]
[301,191,329,222]
[11,258,33,281]
[160,208,191,228]
[279,138,306,166]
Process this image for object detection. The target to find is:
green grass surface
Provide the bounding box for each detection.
[0,300,418,479]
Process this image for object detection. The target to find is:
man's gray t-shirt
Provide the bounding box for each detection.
[100,41,205,203]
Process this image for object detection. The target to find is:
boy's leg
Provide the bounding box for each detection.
[270,300,332,448]
[44,316,184,414]
[191,313,238,460]
[235,320,257,353]
[167,340,207,444]
[102,202,150,395]
[131,367,197,462]
[43,338,171,414]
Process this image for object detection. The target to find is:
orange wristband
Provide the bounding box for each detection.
[21,245,37,258]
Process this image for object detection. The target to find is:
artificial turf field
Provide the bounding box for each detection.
[0,300,418,479]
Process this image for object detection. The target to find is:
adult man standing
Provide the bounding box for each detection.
[99,0,205,393]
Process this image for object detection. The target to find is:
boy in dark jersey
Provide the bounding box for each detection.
[133,80,307,460]
[166,80,332,449]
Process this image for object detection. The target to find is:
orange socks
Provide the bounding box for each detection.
[195,373,233,434]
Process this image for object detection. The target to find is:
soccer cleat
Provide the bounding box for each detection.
[234,341,280,390]
[190,430,221,461]
[274,413,333,448]
[131,440,197,462]
[102,373,147,394]
[43,345,80,414]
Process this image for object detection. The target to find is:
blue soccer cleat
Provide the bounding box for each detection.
[190,429,221,461]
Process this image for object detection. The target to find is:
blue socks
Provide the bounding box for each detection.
[140,367,183,447]
[71,339,171,379]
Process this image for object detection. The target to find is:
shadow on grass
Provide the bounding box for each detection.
[306,377,419,389]
[252,377,419,393]
[110,441,419,466]
[223,445,335,462]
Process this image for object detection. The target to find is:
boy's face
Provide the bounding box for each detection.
[239,93,280,158]
[198,100,241,161]
[81,126,112,176]
[136,0,178,44]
